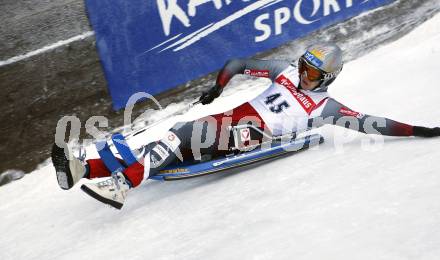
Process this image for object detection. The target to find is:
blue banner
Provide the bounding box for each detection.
[85,0,394,110]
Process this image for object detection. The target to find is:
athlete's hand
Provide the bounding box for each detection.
[413,126,440,137]
[199,85,223,105]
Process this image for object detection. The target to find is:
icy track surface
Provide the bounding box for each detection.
[1,14,440,260]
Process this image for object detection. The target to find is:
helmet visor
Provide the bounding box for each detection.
[298,57,324,82]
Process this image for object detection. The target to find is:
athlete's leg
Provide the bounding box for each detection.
[81,102,265,186]
[136,115,235,178]
[145,121,200,176]
[85,159,112,178]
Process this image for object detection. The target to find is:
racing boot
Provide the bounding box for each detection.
[51,143,87,190]
[80,172,131,210]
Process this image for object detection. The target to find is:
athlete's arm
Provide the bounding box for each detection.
[200,58,291,105]
[216,58,290,88]
[310,98,424,137]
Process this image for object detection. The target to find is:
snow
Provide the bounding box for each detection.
[1,13,440,260]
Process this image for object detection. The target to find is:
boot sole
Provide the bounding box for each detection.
[81,184,123,210]
[51,143,74,190]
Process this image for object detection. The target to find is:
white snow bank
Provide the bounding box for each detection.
[1,13,439,260]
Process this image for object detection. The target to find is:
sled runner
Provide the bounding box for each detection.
[95,128,324,181]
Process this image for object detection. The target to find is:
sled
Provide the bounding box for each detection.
[151,133,324,181]
[95,127,324,181]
